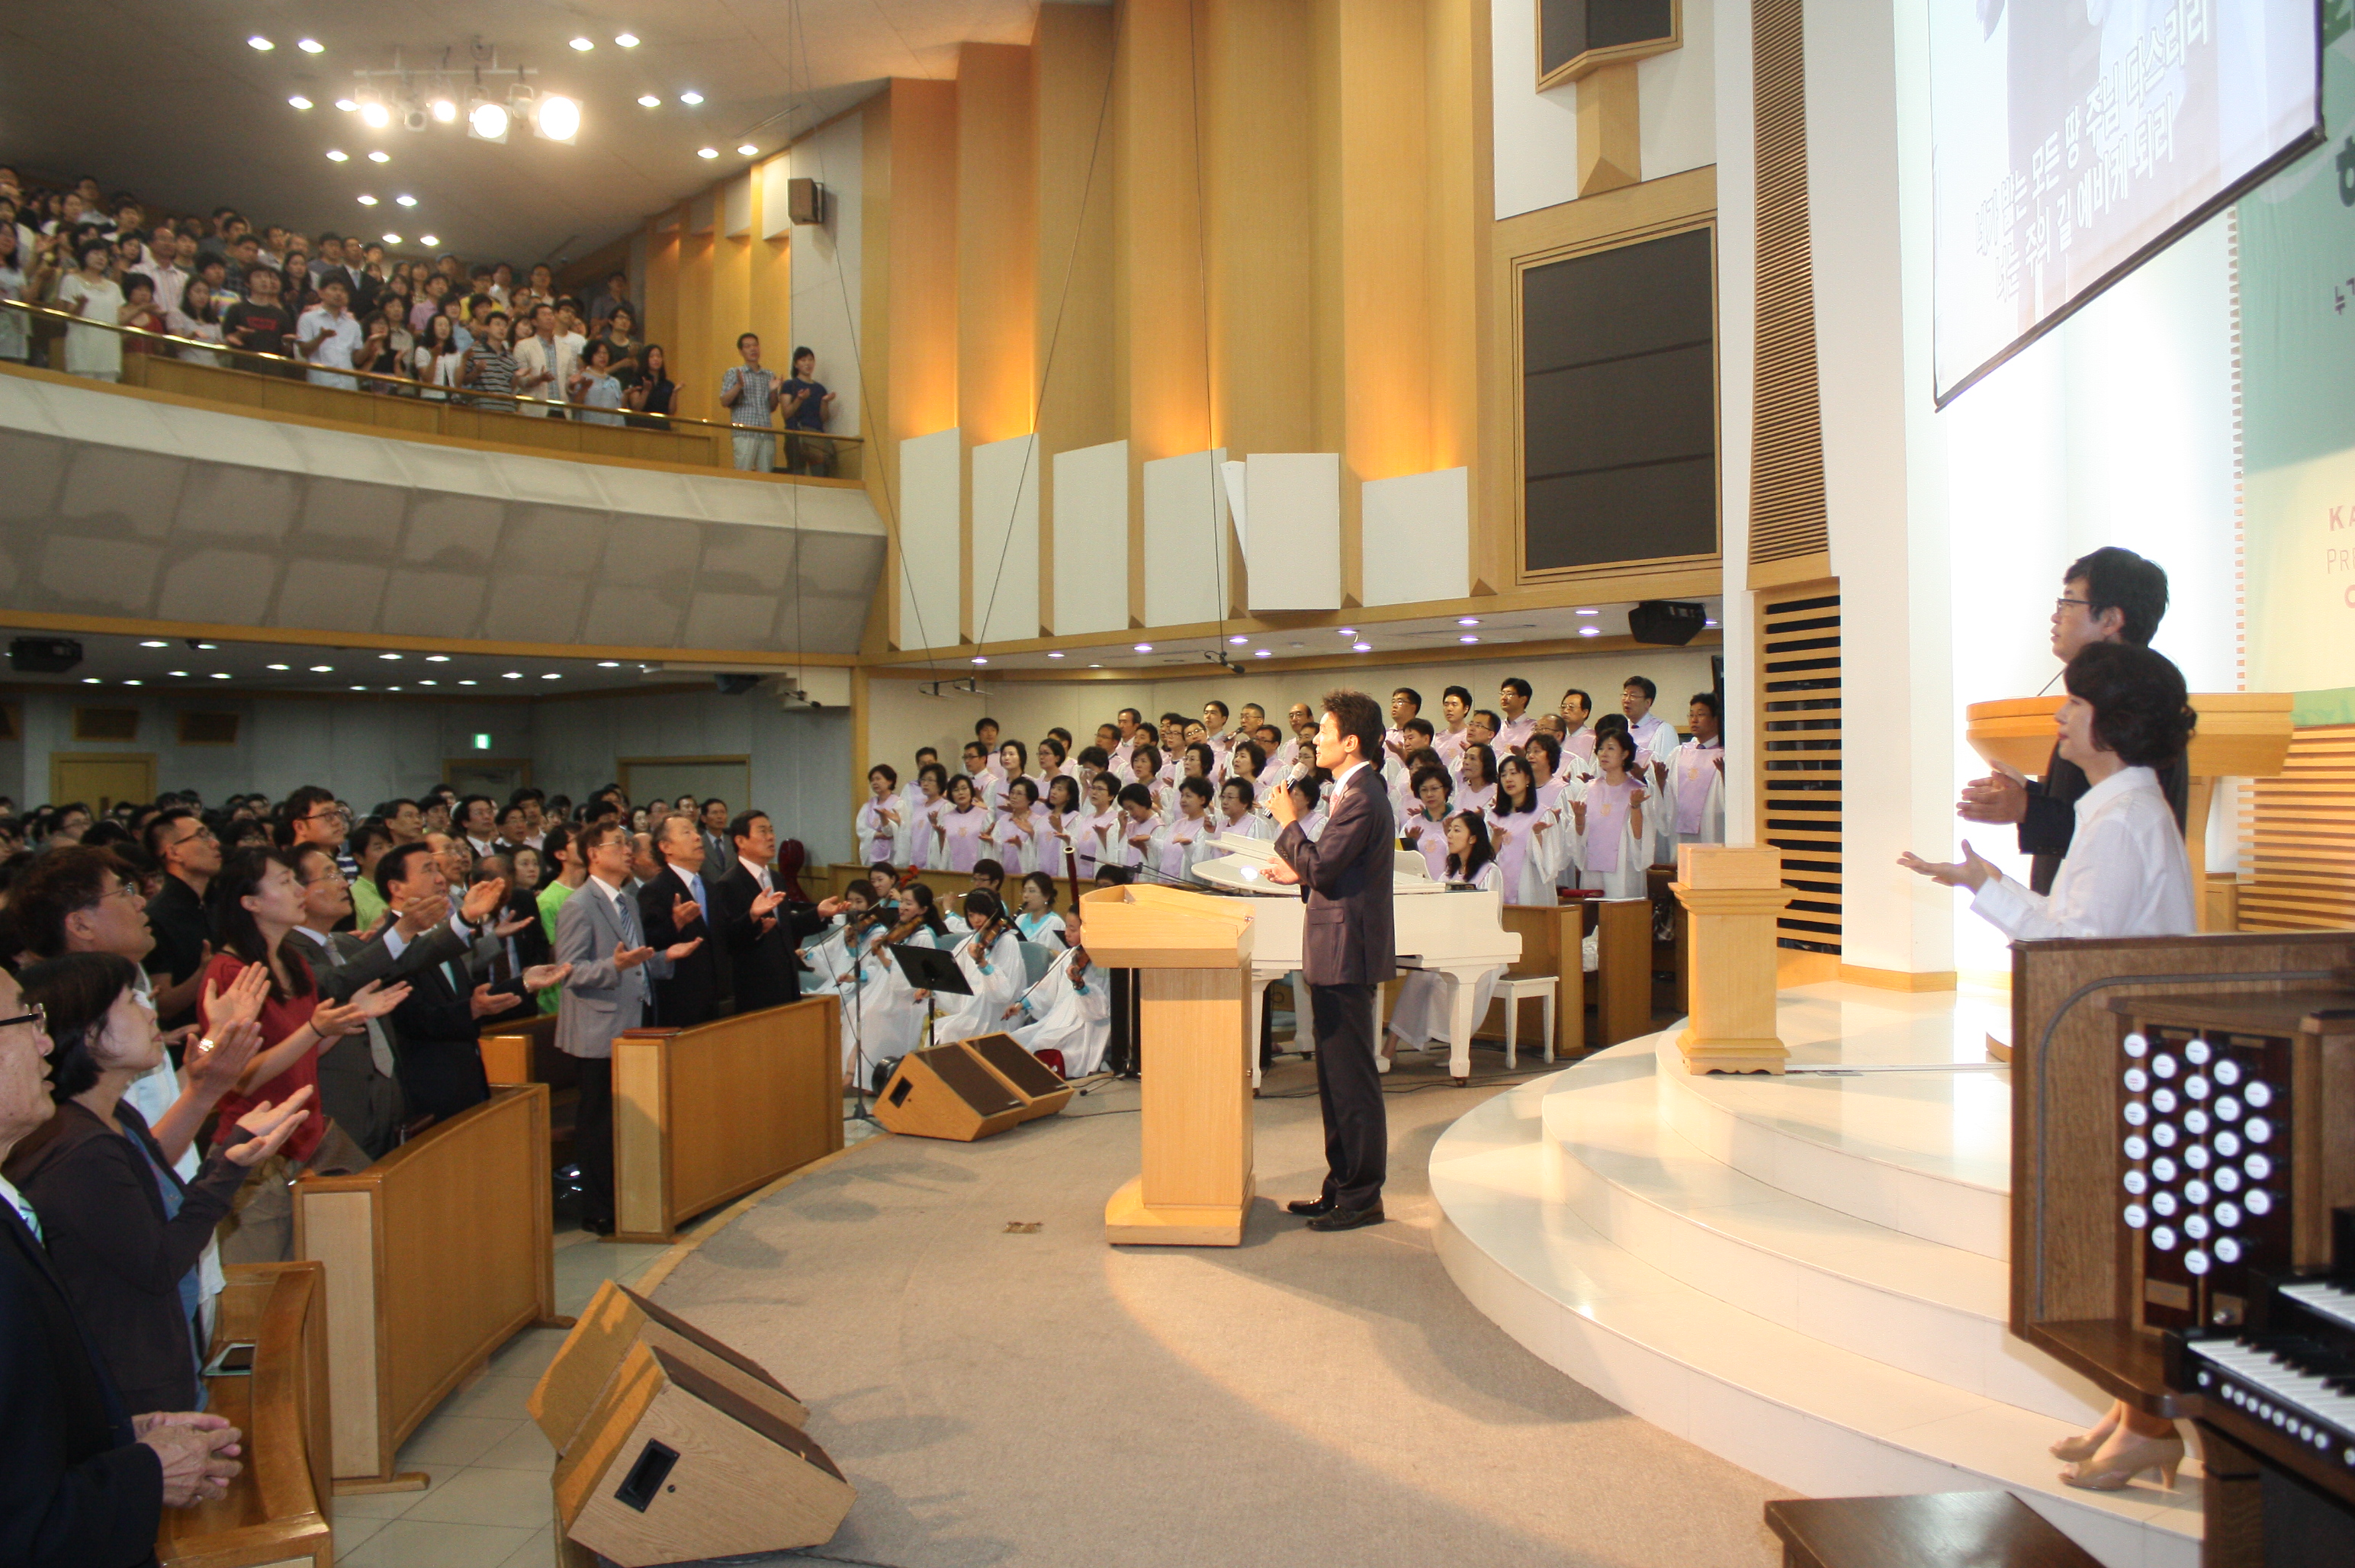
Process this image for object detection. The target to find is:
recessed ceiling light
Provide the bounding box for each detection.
[596,660,621,667]
[387,686,402,692]
[696,146,719,159]
[1574,607,1598,616]
[419,234,438,246]
[395,194,416,207]
[1458,616,1480,626]
[503,672,523,680]
[637,94,661,108]
[169,670,188,677]
[382,233,400,244]
[1578,626,1600,638]
[1254,650,1271,658]
[737,143,759,156]
[1353,642,1372,652]
[459,679,477,686]
[1228,635,1247,644]
[1088,664,1101,669]
[1046,651,1065,660]
[615,33,640,47]
[124,680,141,686]
[419,680,436,686]
[140,639,167,647]
[326,149,349,162]
[680,90,704,105]
[310,664,332,673]
[972,657,988,666]
[350,685,366,691]
[541,673,561,680]
[297,37,323,53]
[1134,643,1152,653]
[334,98,357,112]
[569,36,595,50]
[81,676,99,685]
[210,672,232,680]
[248,36,274,51]
[378,652,402,660]
[288,95,313,111]
[420,654,446,663]
[368,150,389,163]
[356,194,378,206]
[1338,628,1356,637]
[267,663,290,671]
[1704,618,1720,628]
[196,642,216,650]
[1460,635,1480,643]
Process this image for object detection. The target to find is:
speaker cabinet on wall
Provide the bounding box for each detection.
[553,1339,853,1566]
[872,1034,1073,1142]
[1537,0,1682,88]
[532,1280,808,1456]
[787,176,827,225]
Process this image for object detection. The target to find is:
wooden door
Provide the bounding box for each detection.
[50,753,156,813]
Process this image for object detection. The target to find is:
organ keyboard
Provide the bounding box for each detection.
[1190,833,1521,1083]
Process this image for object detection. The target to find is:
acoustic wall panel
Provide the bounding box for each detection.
[758,159,795,241]
[970,434,1041,643]
[724,174,753,239]
[1142,448,1231,628]
[1052,440,1129,635]
[1361,468,1470,607]
[1242,453,1341,612]
[895,428,962,652]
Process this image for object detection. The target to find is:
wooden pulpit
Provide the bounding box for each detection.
[1965,692,2293,930]
[1078,885,1256,1245]
[1669,847,1792,1074]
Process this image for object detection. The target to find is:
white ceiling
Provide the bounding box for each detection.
[0,1,1076,267]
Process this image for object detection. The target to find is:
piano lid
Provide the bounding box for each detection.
[1192,832,1447,897]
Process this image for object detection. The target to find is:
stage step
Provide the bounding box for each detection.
[1432,1063,2202,1568]
[1541,1046,2103,1423]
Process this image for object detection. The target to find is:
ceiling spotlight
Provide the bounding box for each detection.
[395,194,416,207]
[288,95,313,111]
[210,672,233,680]
[169,670,188,677]
[596,660,621,667]
[541,673,561,680]
[1228,635,1248,644]
[972,657,988,666]
[1458,616,1480,626]
[1338,628,1356,637]
[615,33,640,47]
[350,685,366,692]
[81,677,99,685]
[533,94,580,143]
[696,146,718,159]
[426,654,449,662]
[467,97,510,143]
[140,639,168,648]
[680,90,704,105]
[360,100,390,130]
[378,653,402,660]
[267,663,290,671]
[430,96,457,123]
[335,99,357,113]
[1574,607,1598,616]
[1134,643,1153,653]
[310,664,333,673]
[248,36,274,51]
[1254,649,1272,658]
[1704,618,1720,628]
[569,36,595,51]
[1046,651,1065,659]
[381,233,401,244]
[326,149,349,162]
[419,680,437,686]
[737,143,758,156]
[356,194,378,206]
[1353,642,1372,652]
[1578,626,1600,638]
[502,671,523,680]
[195,642,217,650]
[124,680,142,686]
[458,679,477,686]
[1459,635,1480,644]
[367,149,389,162]
[297,37,323,54]
[638,94,660,108]
[419,234,438,246]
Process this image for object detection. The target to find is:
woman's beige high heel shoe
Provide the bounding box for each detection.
[2048,1405,2122,1462]
[2060,1431,2184,1492]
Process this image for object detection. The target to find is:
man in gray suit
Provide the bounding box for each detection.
[554,820,703,1235]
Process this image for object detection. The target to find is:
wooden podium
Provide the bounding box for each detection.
[1965,692,2292,930]
[1669,847,1792,1074]
[1078,885,1256,1246]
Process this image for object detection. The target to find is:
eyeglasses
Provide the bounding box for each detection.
[2055,596,2092,614]
[168,825,218,847]
[100,882,143,904]
[301,808,351,824]
[300,869,349,887]
[0,1003,47,1033]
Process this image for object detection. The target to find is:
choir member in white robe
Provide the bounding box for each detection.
[1559,688,1598,770]
[933,895,1027,1042]
[1496,678,1537,753]
[1381,687,1424,777]
[1383,812,1504,1067]
[1124,745,1169,821]
[1489,756,1559,905]
[1004,945,1113,1076]
[1393,744,1444,827]
[1433,685,1474,772]
[1107,710,1143,778]
[997,741,1039,809]
[931,776,994,873]
[1618,677,1685,863]
[1200,701,1235,776]
[1073,774,1123,880]
[1225,741,1270,813]
[902,765,949,870]
[1037,776,1088,884]
[1216,776,1274,844]
[1113,784,1160,870]
[801,895,920,1082]
[1455,741,1499,814]
[1402,766,1453,880]
[1575,731,1652,900]
[1037,735,1078,787]
[1524,732,1579,887]
[1669,692,1727,849]
[1287,772,1330,841]
[959,743,1003,812]
[856,764,904,866]
[1013,871,1071,949]
[1181,742,1219,804]
[1151,776,1220,882]
[990,777,1049,876]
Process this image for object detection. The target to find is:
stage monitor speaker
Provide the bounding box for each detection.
[532,1280,808,1454]
[872,1035,1071,1141]
[554,1340,853,1566]
[1627,599,1706,646]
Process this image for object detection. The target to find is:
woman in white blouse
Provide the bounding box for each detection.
[1901,640,2196,1494]
[1383,811,1502,1070]
[856,764,901,866]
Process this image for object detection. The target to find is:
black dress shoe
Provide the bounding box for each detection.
[1287,1197,1337,1217]
[583,1216,615,1237]
[1306,1203,1385,1232]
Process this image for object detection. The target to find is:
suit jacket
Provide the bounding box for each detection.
[2020,740,2189,895]
[554,879,671,1059]
[381,921,522,1125]
[296,920,463,1157]
[709,861,826,1015]
[639,866,726,1027]
[5,1102,247,1416]
[1273,763,1396,986]
[0,1200,164,1568]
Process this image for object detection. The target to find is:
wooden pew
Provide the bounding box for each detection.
[158,1262,333,1568]
[479,1011,573,1089]
[613,996,845,1243]
[295,1084,562,1491]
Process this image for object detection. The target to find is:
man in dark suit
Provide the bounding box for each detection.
[708,810,842,1015]
[1957,547,2187,890]
[373,844,569,1127]
[1266,689,1396,1232]
[639,815,728,1026]
[0,965,245,1566]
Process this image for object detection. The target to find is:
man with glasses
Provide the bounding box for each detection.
[140,808,220,1033]
[277,786,355,887]
[1956,547,2187,893]
[0,966,249,1560]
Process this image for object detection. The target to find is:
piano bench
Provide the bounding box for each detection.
[1495,975,1559,1068]
[1764,1492,2102,1568]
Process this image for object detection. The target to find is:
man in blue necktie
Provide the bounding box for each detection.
[638,815,728,1027]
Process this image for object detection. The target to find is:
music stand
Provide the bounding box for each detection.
[889,943,973,1051]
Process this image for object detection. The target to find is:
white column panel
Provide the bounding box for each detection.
[971,434,1042,643]
[1052,440,1129,635]
[757,159,795,241]
[1360,467,1470,608]
[896,427,962,652]
[723,173,753,238]
[1142,447,1231,628]
[1242,453,1341,611]
[787,111,862,437]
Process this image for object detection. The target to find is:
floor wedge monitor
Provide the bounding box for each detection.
[532,1280,809,1455]
[872,1035,1070,1142]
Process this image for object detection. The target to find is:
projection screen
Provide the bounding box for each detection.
[1929,0,2321,403]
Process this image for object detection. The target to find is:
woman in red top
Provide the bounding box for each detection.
[198,849,406,1178]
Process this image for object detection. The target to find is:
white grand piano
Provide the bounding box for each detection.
[1188,832,1521,1084]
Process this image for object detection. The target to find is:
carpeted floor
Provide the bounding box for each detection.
[652,1053,1785,1567]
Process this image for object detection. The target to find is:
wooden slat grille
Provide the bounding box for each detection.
[1757,582,1841,952]
[1746,0,1828,567]
[2236,725,2355,932]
